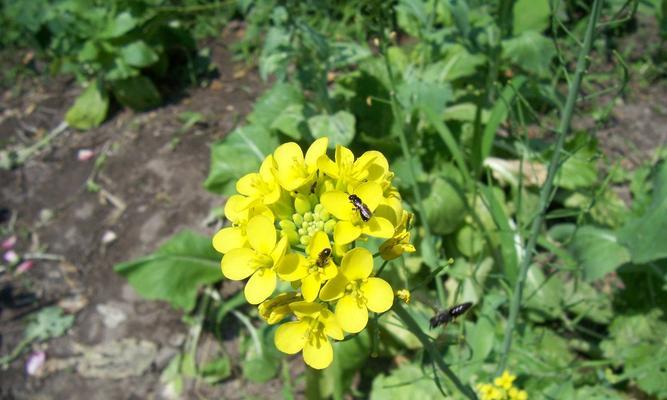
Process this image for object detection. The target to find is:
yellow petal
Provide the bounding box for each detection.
[361,277,394,313]
[340,247,373,281]
[246,215,276,254]
[317,154,339,178]
[271,236,289,264]
[265,184,282,205]
[321,191,354,221]
[301,274,322,302]
[335,145,355,168]
[274,142,304,168]
[320,309,344,340]
[333,221,361,245]
[290,301,325,319]
[362,216,394,239]
[275,321,308,354]
[335,295,368,333]
[322,262,338,280]
[236,173,261,197]
[212,227,246,254]
[307,231,331,259]
[259,155,276,181]
[353,182,383,212]
[277,253,308,281]
[221,248,257,280]
[319,274,347,302]
[303,335,333,369]
[304,137,329,170]
[224,194,249,223]
[358,151,388,181]
[245,269,277,304]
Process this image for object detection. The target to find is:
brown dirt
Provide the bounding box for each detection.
[0,33,291,400]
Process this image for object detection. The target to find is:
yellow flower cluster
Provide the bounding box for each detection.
[212,138,416,369]
[477,371,528,400]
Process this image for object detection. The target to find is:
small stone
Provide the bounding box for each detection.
[101,230,117,244]
[77,149,95,161]
[26,351,46,376]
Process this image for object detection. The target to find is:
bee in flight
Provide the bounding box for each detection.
[316,248,332,267]
[348,194,372,222]
[429,302,473,329]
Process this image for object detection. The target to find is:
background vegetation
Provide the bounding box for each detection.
[2,0,667,399]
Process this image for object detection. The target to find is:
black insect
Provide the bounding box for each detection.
[429,302,473,329]
[349,194,372,222]
[316,248,332,267]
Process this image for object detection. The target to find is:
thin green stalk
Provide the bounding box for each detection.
[496,0,604,374]
[305,367,322,400]
[393,303,477,400]
[381,38,446,307]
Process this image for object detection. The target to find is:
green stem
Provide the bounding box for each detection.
[496,0,604,374]
[376,259,390,276]
[393,303,477,400]
[305,367,322,400]
[381,34,446,308]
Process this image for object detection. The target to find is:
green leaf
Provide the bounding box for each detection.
[370,363,443,400]
[502,32,555,77]
[554,133,599,190]
[618,162,667,263]
[270,104,305,140]
[481,185,519,284]
[329,42,372,69]
[397,78,452,116]
[204,125,279,195]
[513,0,551,34]
[114,230,222,312]
[111,75,162,111]
[569,225,630,281]
[523,266,563,320]
[242,325,281,383]
[601,310,667,398]
[65,81,109,130]
[308,111,356,147]
[201,355,232,383]
[248,83,304,129]
[433,44,486,81]
[100,11,138,39]
[25,307,74,341]
[423,177,466,235]
[121,41,159,68]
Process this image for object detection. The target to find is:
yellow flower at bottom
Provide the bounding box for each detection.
[220,215,288,304]
[258,292,301,324]
[495,371,516,390]
[509,387,528,400]
[274,301,343,369]
[319,247,394,333]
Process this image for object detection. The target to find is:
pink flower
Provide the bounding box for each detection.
[1,235,16,250]
[77,149,95,161]
[4,250,19,264]
[16,260,34,274]
[26,351,46,376]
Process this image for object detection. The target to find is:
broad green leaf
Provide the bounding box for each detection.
[601,310,667,398]
[242,325,281,383]
[443,103,489,122]
[259,26,291,80]
[569,225,630,281]
[562,279,613,324]
[100,11,138,39]
[397,78,452,116]
[201,355,232,383]
[554,132,599,190]
[114,230,222,312]
[308,111,356,147]
[502,32,555,77]
[204,125,279,195]
[513,0,551,34]
[618,162,667,263]
[270,104,305,140]
[523,266,563,320]
[423,177,466,235]
[481,186,519,284]
[121,40,159,68]
[431,44,486,81]
[65,81,109,130]
[111,75,162,111]
[329,42,372,69]
[248,83,303,129]
[464,317,494,363]
[456,224,484,257]
[370,363,442,400]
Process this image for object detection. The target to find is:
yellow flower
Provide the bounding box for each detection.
[236,155,282,206]
[212,195,273,254]
[319,248,394,333]
[317,145,388,192]
[274,301,343,369]
[258,292,301,324]
[277,231,338,302]
[509,387,528,400]
[320,182,394,245]
[273,138,328,191]
[495,371,516,391]
[396,289,411,304]
[220,215,288,304]
[379,211,416,260]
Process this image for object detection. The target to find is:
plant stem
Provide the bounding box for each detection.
[381,35,446,308]
[305,367,322,400]
[393,303,477,400]
[496,0,604,374]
